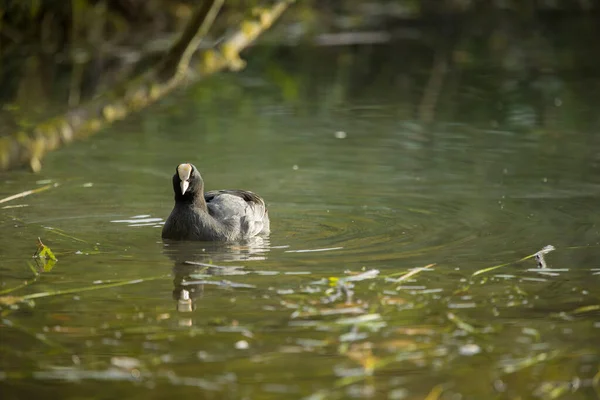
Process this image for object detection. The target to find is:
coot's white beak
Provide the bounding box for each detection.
[177,163,193,195]
[180,180,190,195]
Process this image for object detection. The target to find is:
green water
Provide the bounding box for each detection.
[1,42,600,399]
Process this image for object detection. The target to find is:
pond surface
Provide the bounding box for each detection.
[1,39,600,399]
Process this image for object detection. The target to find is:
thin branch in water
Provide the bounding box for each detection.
[27,261,39,277]
[447,312,477,333]
[44,226,89,243]
[568,304,600,315]
[0,281,34,297]
[534,245,555,268]
[502,351,559,374]
[1,204,29,209]
[0,260,42,296]
[472,245,555,277]
[0,183,58,204]
[385,264,435,283]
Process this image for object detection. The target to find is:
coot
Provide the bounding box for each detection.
[162,163,270,241]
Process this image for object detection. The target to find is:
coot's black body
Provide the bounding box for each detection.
[162,163,270,241]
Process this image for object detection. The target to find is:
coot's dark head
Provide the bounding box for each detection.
[172,163,204,200]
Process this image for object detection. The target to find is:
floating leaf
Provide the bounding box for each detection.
[35,238,57,261]
[33,238,57,272]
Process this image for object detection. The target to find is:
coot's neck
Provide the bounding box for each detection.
[174,177,208,211]
[192,185,208,211]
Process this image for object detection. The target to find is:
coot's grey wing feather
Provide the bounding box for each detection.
[205,190,270,239]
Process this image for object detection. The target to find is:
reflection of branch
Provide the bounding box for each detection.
[418,50,448,124]
[0,0,294,172]
[0,275,168,307]
[2,317,70,352]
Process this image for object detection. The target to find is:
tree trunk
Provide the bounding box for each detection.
[0,0,294,172]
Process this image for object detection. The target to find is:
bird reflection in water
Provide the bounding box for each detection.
[162,236,271,317]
